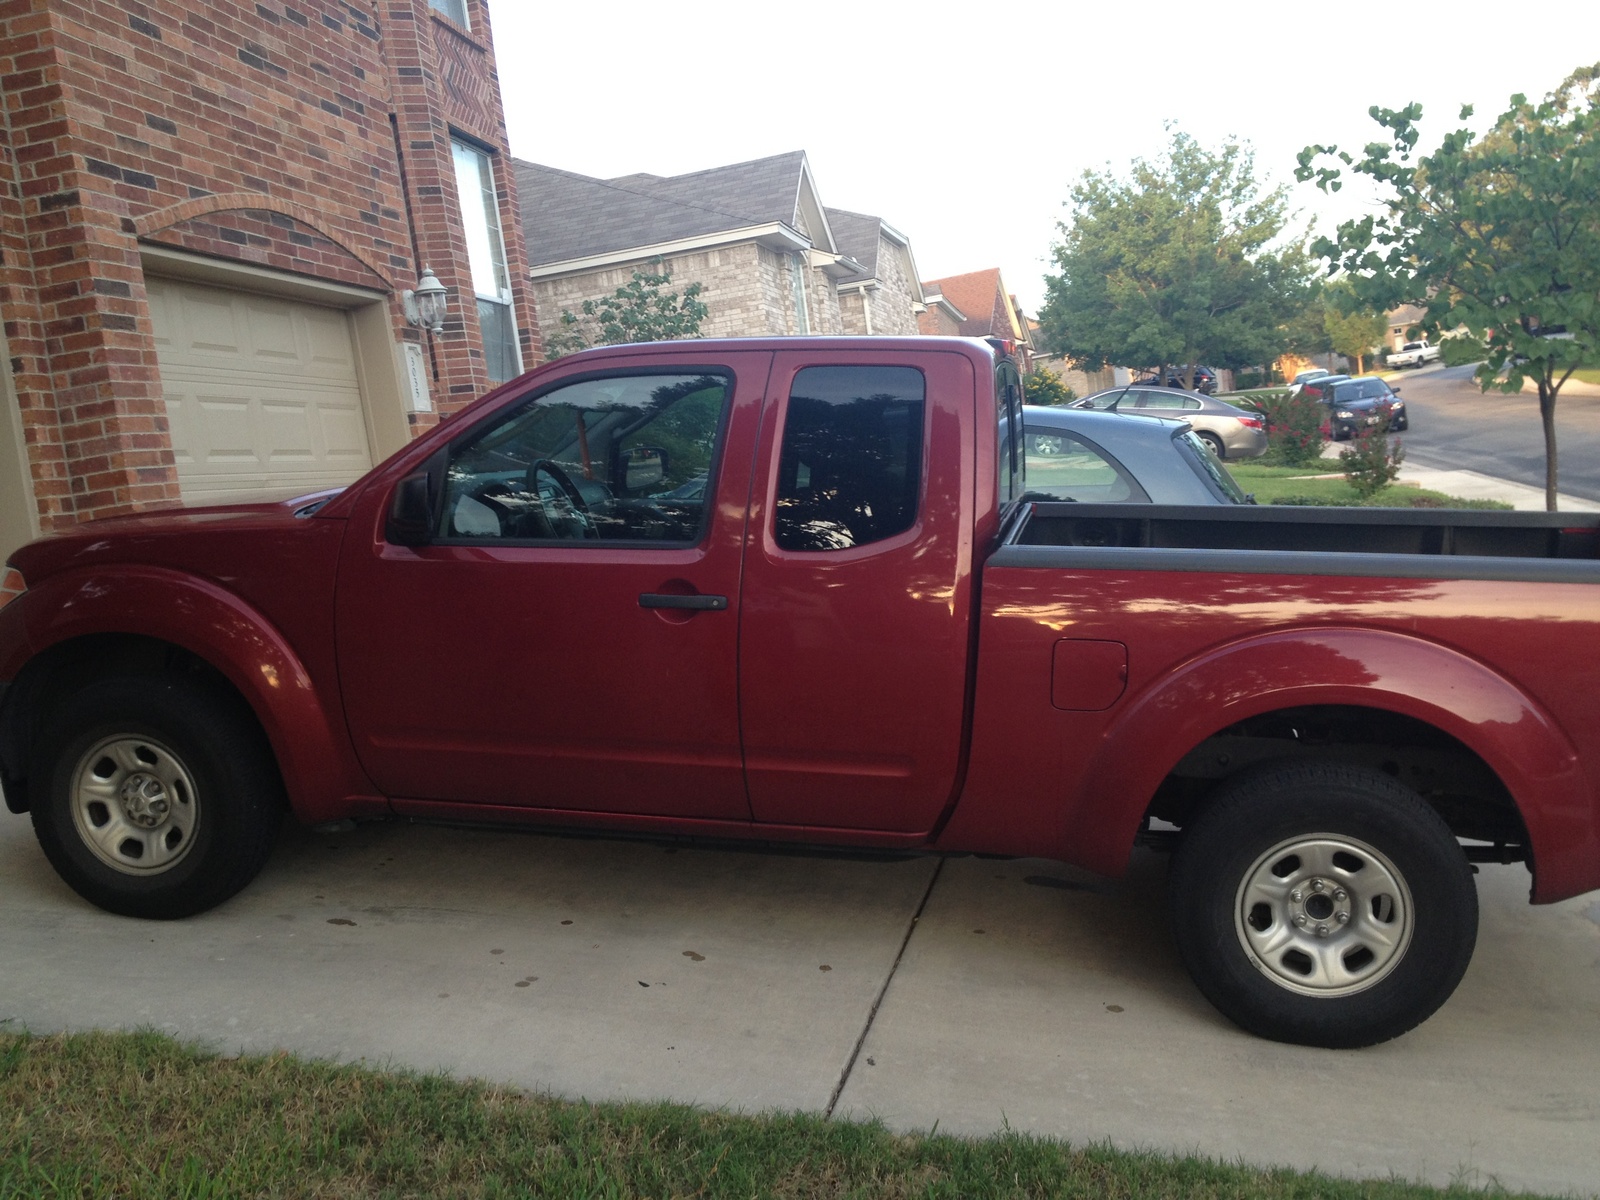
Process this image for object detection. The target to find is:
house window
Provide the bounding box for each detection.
[452,139,521,384]
[429,0,469,27]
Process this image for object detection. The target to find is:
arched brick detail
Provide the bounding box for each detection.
[134,193,396,289]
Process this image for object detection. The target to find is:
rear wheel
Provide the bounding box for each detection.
[1197,431,1225,457]
[32,675,284,919]
[1169,761,1478,1048]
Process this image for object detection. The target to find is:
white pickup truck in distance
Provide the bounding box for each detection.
[1390,340,1441,368]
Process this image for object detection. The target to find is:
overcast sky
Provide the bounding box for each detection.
[488,0,1600,314]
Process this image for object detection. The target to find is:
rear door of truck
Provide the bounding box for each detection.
[737,345,1001,833]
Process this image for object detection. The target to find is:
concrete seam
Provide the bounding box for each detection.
[824,855,945,1119]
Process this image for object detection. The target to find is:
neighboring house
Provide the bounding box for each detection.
[917,287,967,337]
[825,209,925,337]
[919,269,1035,369]
[1388,304,1427,351]
[514,152,925,344]
[0,0,536,560]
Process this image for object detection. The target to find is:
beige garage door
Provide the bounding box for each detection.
[147,277,374,503]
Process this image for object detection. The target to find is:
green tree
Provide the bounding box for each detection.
[1038,129,1314,387]
[1298,63,1600,509]
[1320,281,1388,374]
[1023,370,1077,406]
[544,260,708,359]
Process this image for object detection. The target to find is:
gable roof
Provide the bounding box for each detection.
[824,207,926,303]
[824,208,884,283]
[921,268,1029,341]
[515,151,837,271]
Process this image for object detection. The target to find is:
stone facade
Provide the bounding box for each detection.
[531,244,857,346]
[839,230,921,337]
[0,0,535,547]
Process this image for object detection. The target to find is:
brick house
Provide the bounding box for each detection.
[918,268,1034,369]
[514,151,926,346]
[915,284,967,337]
[825,208,925,337]
[0,0,537,561]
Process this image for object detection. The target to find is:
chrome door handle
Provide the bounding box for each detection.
[638,593,728,611]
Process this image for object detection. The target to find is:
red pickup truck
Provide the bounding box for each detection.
[3,336,1599,1049]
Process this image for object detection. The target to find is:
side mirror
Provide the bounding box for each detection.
[1389,384,1402,394]
[386,471,434,546]
[623,445,669,491]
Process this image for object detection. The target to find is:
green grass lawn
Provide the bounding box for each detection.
[0,1031,1554,1199]
[1572,367,1600,386]
[1226,461,1511,509]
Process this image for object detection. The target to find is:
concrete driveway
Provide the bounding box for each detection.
[2,814,1597,1195]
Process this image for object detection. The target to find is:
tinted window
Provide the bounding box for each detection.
[774,365,924,552]
[1176,430,1248,503]
[1136,392,1201,411]
[1024,428,1146,502]
[996,362,1024,504]
[440,372,729,544]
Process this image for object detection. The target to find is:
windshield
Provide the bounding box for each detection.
[1176,430,1248,503]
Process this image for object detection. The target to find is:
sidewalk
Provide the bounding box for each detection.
[1317,441,1600,510]
[1397,463,1600,511]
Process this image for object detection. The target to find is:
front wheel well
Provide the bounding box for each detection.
[1144,704,1529,859]
[0,634,264,814]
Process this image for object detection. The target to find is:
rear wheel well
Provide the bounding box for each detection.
[1145,704,1529,861]
[0,634,268,814]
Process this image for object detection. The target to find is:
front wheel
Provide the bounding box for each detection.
[31,675,285,919]
[1168,762,1478,1048]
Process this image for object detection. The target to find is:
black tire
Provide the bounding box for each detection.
[31,674,285,919]
[1196,431,1225,458]
[1168,761,1477,1048]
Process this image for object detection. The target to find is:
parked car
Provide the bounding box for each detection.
[1325,376,1408,438]
[1389,340,1441,369]
[1292,368,1333,387]
[1070,385,1268,459]
[1022,405,1250,505]
[4,335,1600,1051]
[1133,365,1218,395]
[1294,373,1351,404]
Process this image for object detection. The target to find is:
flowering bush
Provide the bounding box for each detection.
[1340,426,1406,498]
[1251,391,1328,465]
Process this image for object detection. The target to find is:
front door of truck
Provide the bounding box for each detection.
[737,349,980,833]
[335,352,769,820]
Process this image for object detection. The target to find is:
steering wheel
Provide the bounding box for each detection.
[528,459,596,539]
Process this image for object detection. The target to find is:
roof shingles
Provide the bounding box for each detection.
[516,151,813,268]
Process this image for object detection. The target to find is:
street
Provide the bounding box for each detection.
[1389,364,1600,503]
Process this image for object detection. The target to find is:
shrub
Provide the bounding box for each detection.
[1340,427,1406,498]
[1252,391,1327,466]
[1023,371,1077,406]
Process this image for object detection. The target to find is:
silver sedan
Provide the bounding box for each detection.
[1070,385,1269,459]
[1022,405,1250,505]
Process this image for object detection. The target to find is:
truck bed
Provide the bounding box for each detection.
[1001,504,1600,583]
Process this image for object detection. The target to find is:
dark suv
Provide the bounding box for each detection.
[1133,366,1218,395]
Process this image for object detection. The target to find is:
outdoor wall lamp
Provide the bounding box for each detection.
[403,266,449,333]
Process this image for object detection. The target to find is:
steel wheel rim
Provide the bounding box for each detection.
[1233,833,1413,998]
[69,735,200,875]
